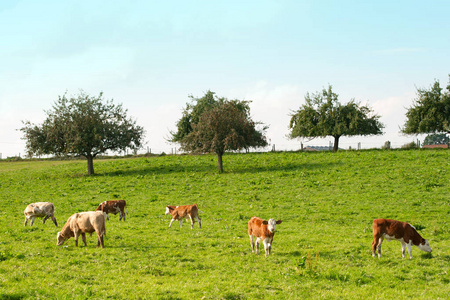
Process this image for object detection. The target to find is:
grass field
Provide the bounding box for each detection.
[0,149,449,299]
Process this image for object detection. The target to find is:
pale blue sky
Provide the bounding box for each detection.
[1,0,449,157]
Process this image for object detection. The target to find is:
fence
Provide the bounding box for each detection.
[3,137,449,161]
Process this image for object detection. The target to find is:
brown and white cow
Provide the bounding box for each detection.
[372,218,432,259]
[57,211,106,248]
[96,200,127,221]
[24,202,58,226]
[248,216,282,257]
[165,204,201,229]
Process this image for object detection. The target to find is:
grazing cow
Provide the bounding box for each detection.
[95,200,127,221]
[372,218,432,259]
[24,202,58,226]
[248,216,282,257]
[165,204,201,229]
[57,211,106,248]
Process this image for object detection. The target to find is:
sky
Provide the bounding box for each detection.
[1,0,449,158]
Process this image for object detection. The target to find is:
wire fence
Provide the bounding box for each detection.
[2,138,448,161]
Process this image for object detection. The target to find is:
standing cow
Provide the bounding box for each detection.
[165,204,201,229]
[24,202,58,226]
[248,216,282,257]
[372,218,432,259]
[95,200,127,221]
[57,211,106,248]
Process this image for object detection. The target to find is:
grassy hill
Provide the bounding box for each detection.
[0,149,449,299]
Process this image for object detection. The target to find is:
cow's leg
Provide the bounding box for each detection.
[24,217,28,226]
[74,232,80,247]
[401,241,406,258]
[51,216,58,227]
[30,216,36,226]
[81,233,87,247]
[97,232,104,248]
[249,235,255,253]
[196,215,201,228]
[188,215,194,229]
[169,218,176,228]
[406,242,413,259]
[179,219,183,228]
[255,237,261,254]
[43,215,50,224]
[377,237,383,258]
[372,236,378,257]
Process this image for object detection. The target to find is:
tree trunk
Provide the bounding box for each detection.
[333,135,340,152]
[217,152,224,173]
[87,155,95,175]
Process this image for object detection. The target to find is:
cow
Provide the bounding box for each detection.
[165,204,201,229]
[24,202,58,226]
[248,216,282,257]
[95,200,127,221]
[57,211,106,248]
[372,218,432,259]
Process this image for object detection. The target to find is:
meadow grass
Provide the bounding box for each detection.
[0,149,449,299]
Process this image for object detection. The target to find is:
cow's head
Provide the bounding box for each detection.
[165,206,173,215]
[56,232,67,246]
[96,201,106,212]
[264,219,282,233]
[418,238,432,253]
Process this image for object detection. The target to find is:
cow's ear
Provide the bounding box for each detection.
[262,221,268,225]
[276,220,282,224]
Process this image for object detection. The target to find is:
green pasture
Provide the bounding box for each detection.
[0,150,449,299]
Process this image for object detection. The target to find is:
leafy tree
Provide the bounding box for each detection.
[21,91,144,175]
[289,85,384,152]
[402,76,450,135]
[423,133,449,145]
[174,92,267,172]
[170,90,250,143]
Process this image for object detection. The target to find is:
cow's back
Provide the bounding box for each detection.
[248,217,264,237]
[71,211,106,234]
[24,202,54,216]
[373,218,411,239]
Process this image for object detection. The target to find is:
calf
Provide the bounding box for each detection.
[24,202,58,226]
[248,216,282,257]
[96,200,127,221]
[57,211,106,248]
[165,204,201,229]
[372,218,432,259]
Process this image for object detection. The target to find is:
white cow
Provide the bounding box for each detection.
[24,202,58,226]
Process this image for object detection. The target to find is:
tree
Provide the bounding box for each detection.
[423,133,449,145]
[173,92,268,172]
[402,76,450,135]
[21,91,145,175]
[170,90,250,143]
[289,85,384,152]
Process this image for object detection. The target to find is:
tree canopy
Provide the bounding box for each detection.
[172,91,267,172]
[289,85,384,152]
[402,76,450,135]
[21,91,144,175]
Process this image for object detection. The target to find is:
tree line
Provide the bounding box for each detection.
[21,76,450,175]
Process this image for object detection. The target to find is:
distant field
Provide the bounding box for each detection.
[0,149,449,299]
